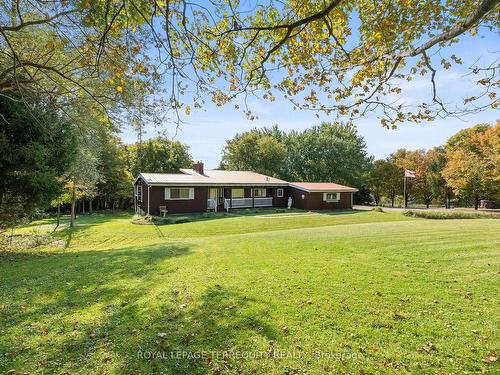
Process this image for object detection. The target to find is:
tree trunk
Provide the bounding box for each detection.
[89,199,93,214]
[474,195,479,210]
[391,195,395,207]
[70,184,76,228]
[56,204,60,229]
[82,199,85,214]
[446,192,451,209]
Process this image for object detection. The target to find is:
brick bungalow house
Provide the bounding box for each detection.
[134,162,358,215]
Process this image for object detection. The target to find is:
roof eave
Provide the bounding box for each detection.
[145,182,289,187]
[288,183,357,193]
[308,189,358,193]
[134,173,146,185]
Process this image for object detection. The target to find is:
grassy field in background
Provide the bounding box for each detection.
[1,210,499,374]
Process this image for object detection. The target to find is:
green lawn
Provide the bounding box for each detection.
[1,210,499,374]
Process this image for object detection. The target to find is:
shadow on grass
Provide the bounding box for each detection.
[16,210,133,236]
[2,214,123,258]
[156,208,362,226]
[49,212,134,248]
[316,209,363,216]
[0,242,280,374]
[0,241,190,372]
[154,209,289,225]
[120,286,280,374]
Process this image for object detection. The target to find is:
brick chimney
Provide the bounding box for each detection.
[192,161,204,175]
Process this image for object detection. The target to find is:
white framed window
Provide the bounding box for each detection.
[253,188,266,197]
[323,192,339,202]
[277,188,284,198]
[165,187,194,200]
[136,184,143,202]
[232,188,244,198]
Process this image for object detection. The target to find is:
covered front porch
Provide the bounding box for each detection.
[207,186,285,211]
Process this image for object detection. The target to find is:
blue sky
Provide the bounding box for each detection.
[120,19,499,169]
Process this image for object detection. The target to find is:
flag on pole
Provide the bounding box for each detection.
[404,169,417,178]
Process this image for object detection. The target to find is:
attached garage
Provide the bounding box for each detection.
[288,182,358,210]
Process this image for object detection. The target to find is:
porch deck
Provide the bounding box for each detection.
[207,197,273,211]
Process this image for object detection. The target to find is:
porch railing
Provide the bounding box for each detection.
[252,197,273,207]
[207,198,217,211]
[229,197,273,208]
[208,197,273,210]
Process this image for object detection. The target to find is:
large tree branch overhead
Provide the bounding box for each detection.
[0,0,497,128]
[214,0,499,126]
[408,0,499,57]
[0,10,76,32]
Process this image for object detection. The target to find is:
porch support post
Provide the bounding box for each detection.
[147,185,151,215]
[252,187,255,208]
[134,185,137,214]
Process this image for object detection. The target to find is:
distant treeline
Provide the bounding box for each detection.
[1,87,498,229]
[219,121,499,209]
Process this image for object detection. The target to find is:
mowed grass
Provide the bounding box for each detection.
[1,210,499,374]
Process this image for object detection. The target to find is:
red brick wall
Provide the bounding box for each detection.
[148,186,208,215]
[289,187,308,209]
[273,187,288,207]
[306,191,352,210]
[289,187,352,210]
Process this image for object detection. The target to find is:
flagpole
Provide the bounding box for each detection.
[403,173,407,208]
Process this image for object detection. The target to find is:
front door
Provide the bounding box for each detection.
[209,188,224,207]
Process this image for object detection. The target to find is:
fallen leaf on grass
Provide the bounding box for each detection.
[181,332,195,344]
[417,342,436,353]
[483,351,497,364]
[392,311,410,320]
[157,332,167,338]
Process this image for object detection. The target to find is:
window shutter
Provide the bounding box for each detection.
[165,188,170,200]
